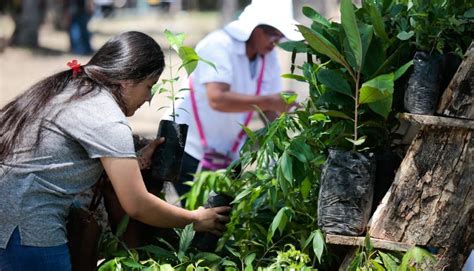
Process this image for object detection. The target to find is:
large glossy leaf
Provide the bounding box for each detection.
[317,69,353,97]
[302,6,331,27]
[369,3,389,42]
[297,25,350,70]
[278,41,308,53]
[359,24,374,65]
[394,60,413,80]
[359,73,394,104]
[341,0,362,68]
[368,95,393,118]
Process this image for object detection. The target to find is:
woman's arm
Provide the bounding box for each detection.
[100,156,229,235]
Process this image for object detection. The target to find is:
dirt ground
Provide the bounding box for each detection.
[0,8,307,138]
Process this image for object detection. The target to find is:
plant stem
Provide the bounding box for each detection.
[169,47,176,122]
[353,71,360,151]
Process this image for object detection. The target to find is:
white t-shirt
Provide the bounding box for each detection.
[168,29,282,160]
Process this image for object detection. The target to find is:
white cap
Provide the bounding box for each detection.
[224,0,303,41]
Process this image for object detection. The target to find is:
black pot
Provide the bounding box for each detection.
[151,120,188,183]
[192,192,233,252]
[404,51,444,115]
[318,149,376,236]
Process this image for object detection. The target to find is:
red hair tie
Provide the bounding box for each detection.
[67,59,82,77]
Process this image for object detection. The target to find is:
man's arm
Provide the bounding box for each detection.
[205,82,291,113]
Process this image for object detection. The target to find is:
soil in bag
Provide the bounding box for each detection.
[151,120,188,183]
[404,51,443,115]
[192,192,233,252]
[318,149,375,236]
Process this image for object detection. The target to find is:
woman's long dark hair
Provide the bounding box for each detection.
[0,31,165,161]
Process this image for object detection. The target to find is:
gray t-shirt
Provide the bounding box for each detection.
[0,86,136,248]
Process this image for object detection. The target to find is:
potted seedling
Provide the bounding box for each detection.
[281,0,413,235]
[151,30,215,183]
[394,0,473,114]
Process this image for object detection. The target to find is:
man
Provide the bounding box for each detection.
[170,0,303,199]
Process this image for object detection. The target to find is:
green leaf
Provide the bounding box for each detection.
[297,25,351,71]
[346,136,366,146]
[359,73,394,104]
[397,30,414,40]
[302,6,331,27]
[116,215,129,237]
[159,264,175,271]
[280,151,293,183]
[313,229,325,263]
[309,113,328,122]
[164,29,185,53]
[280,92,298,104]
[244,253,256,270]
[379,251,399,271]
[394,60,413,80]
[122,258,143,269]
[241,124,257,144]
[364,234,374,252]
[289,138,314,162]
[317,69,353,97]
[368,95,393,118]
[369,4,389,42]
[231,187,252,203]
[194,252,222,263]
[341,0,362,68]
[400,247,435,271]
[178,48,200,76]
[278,41,308,53]
[316,110,352,120]
[281,73,307,82]
[151,82,163,97]
[269,207,291,239]
[300,177,311,199]
[178,224,195,254]
[464,8,474,18]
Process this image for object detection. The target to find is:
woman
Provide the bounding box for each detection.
[0,31,229,270]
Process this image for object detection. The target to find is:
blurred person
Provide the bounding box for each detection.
[0,31,230,270]
[94,0,115,18]
[168,0,303,199]
[64,0,94,55]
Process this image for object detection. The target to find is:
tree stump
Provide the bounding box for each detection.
[369,43,474,270]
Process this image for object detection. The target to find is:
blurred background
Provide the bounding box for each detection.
[0,0,348,137]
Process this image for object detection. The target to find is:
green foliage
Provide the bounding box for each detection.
[99,224,227,270]
[281,0,414,151]
[182,110,331,269]
[348,235,436,270]
[391,0,473,55]
[152,30,215,122]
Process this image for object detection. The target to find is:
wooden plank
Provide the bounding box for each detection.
[326,234,412,252]
[398,113,474,129]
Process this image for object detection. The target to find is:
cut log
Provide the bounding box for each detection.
[437,42,474,119]
[369,44,474,270]
[369,126,473,269]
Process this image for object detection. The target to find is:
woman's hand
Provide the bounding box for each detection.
[192,206,231,236]
[136,137,165,169]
